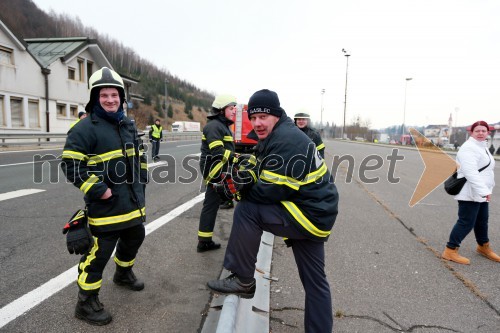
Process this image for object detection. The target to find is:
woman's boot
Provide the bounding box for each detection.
[477,242,500,262]
[442,246,470,265]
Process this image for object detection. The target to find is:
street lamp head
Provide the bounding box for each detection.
[342,48,350,57]
[321,89,325,94]
[406,78,412,81]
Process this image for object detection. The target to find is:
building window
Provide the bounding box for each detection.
[10,97,23,127]
[87,61,93,82]
[70,105,78,118]
[78,58,84,82]
[68,67,76,80]
[57,104,66,117]
[28,99,40,128]
[0,46,13,65]
[0,95,4,126]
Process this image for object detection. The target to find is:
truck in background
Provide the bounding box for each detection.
[231,104,257,153]
[171,121,200,132]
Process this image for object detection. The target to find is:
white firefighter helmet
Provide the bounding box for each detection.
[86,67,125,112]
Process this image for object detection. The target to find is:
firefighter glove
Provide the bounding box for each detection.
[62,209,94,255]
[213,173,237,201]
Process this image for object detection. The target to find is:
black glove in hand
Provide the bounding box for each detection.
[213,173,237,202]
[62,209,94,255]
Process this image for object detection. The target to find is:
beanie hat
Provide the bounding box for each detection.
[247,89,284,119]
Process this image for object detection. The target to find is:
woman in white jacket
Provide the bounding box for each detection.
[442,120,499,264]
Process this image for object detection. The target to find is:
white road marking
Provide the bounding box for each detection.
[176,143,199,147]
[0,148,61,154]
[0,189,46,202]
[0,193,205,329]
[0,159,59,168]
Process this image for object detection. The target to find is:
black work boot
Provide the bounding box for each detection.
[75,292,112,326]
[197,240,221,253]
[113,266,145,291]
[207,273,256,299]
[219,200,234,209]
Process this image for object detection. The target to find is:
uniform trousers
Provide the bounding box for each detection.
[151,139,160,158]
[223,200,333,333]
[77,224,145,294]
[198,185,221,241]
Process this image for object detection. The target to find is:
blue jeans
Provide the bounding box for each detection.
[447,201,489,249]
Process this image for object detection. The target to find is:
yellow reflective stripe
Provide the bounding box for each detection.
[222,149,231,163]
[62,150,89,161]
[317,143,325,150]
[207,161,224,181]
[78,237,102,291]
[248,155,257,165]
[302,162,327,184]
[202,134,206,140]
[125,148,136,157]
[247,169,257,182]
[260,162,327,190]
[261,170,300,190]
[141,162,148,169]
[223,135,233,142]
[88,207,145,226]
[88,149,124,165]
[281,201,330,238]
[114,256,136,267]
[79,174,99,194]
[198,231,213,238]
[209,140,224,149]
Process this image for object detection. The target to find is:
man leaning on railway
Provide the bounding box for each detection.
[207,89,339,332]
[61,67,149,326]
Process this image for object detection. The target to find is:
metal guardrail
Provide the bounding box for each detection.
[0,131,202,148]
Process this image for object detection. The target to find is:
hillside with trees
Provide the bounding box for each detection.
[0,0,213,130]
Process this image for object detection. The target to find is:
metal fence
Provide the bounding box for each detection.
[0,131,202,148]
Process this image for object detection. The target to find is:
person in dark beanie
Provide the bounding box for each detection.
[294,111,325,158]
[197,94,238,252]
[207,89,339,332]
[69,111,87,130]
[61,67,148,325]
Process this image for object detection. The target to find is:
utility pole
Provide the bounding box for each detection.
[342,49,350,139]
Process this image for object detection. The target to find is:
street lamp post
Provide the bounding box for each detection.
[402,78,412,140]
[342,49,350,139]
[320,88,325,129]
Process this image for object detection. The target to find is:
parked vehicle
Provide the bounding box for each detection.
[231,104,257,153]
[171,121,200,132]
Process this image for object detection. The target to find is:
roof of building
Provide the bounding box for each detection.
[25,37,111,69]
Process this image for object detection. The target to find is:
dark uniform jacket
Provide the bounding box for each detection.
[61,112,148,233]
[300,126,325,158]
[200,114,236,183]
[243,114,338,241]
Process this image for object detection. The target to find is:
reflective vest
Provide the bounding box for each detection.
[151,124,162,139]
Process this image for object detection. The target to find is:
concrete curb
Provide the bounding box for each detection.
[202,232,275,333]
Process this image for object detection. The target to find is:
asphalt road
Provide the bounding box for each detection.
[1,140,499,332]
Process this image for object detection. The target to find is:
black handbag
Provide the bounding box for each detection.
[444,150,491,195]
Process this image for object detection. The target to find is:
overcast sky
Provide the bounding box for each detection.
[33,0,500,129]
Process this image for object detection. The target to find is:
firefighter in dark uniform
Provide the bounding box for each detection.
[149,118,162,161]
[197,94,238,252]
[208,89,339,332]
[294,112,325,158]
[61,67,148,325]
